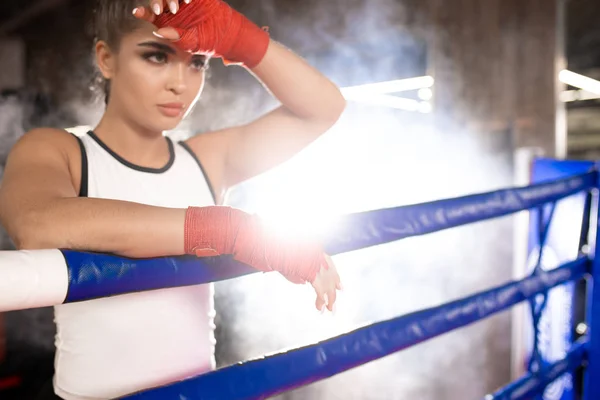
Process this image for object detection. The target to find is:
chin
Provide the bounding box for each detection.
[148,116,184,133]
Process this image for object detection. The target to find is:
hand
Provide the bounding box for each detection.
[311,255,342,312]
[132,0,190,41]
[133,0,270,67]
[184,207,342,311]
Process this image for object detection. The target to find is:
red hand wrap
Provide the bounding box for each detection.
[184,207,325,284]
[155,1,270,68]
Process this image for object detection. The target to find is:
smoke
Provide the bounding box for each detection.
[0,0,518,398]
[0,94,25,251]
[249,0,427,87]
[0,93,57,355]
[212,1,515,399]
[219,105,514,399]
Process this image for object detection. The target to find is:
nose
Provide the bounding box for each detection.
[166,62,187,95]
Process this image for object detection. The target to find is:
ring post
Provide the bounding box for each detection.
[584,165,600,400]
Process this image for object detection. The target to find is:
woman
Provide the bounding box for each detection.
[0,0,345,398]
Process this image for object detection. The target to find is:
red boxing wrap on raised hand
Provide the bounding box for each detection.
[184,207,326,284]
[154,0,270,68]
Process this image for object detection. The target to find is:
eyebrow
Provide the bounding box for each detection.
[137,41,176,54]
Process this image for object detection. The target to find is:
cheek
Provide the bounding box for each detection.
[122,60,164,99]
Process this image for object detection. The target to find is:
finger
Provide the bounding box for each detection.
[166,0,179,14]
[154,27,181,41]
[132,7,156,23]
[324,255,343,290]
[326,288,336,312]
[150,0,163,15]
[314,287,326,312]
[315,294,325,312]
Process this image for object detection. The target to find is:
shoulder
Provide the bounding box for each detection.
[8,127,83,189]
[12,127,80,157]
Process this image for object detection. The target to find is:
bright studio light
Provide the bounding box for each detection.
[560,89,600,103]
[559,70,600,94]
[251,192,342,241]
[344,93,431,113]
[341,76,435,113]
[418,88,433,101]
[241,121,402,241]
[341,75,434,96]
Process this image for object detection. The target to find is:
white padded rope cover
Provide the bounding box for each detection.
[0,249,68,311]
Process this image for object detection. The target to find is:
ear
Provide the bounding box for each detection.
[95,40,116,80]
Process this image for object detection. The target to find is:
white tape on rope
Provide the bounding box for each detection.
[0,249,68,311]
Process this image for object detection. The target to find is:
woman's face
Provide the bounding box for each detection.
[97,22,208,133]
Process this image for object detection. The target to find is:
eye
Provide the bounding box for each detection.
[190,55,208,71]
[143,51,168,64]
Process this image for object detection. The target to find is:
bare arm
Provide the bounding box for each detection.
[187,40,346,191]
[0,129,186,258]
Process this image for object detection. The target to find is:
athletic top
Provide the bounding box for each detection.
[53,131,217,400]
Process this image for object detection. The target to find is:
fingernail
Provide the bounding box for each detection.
[169,1,177,14]
[153,31,166,39]
[323,293,329,306]
[320,304,326,314]
[184,0,191,3]
[132,7,139,15]
[338,282,344,291]
[153,4,161,15]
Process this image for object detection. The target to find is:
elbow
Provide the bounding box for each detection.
[331,93,347,122]
[8,211,58,251]
[14,232,61,252]
[314,92,347,134]
[14,236,45,251]
[12,226,44,251]
[327,88,346,122]
[325,90,346,128]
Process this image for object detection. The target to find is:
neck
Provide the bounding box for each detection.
[94,101,170,168]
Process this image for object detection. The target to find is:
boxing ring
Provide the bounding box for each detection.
[1,157,600,399]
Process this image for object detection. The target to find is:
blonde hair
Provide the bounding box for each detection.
[92,0,145,104]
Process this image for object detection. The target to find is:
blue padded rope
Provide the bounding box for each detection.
[572,191,594,400]
[62,172,597,304]
[527,202,556,375]
[486,336,588,400]
[123,258,589,400]
[325,172,596,255]
[578,192,593,259]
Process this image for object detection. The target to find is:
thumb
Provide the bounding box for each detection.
[132,6,156,23]
[154,27,181,41]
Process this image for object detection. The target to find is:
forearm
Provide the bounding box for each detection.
[12,198,186,258]
[250,41,346,126]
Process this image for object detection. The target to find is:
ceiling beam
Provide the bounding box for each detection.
[0,0,70,36]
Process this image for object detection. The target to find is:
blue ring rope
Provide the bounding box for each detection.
[528,202,556,374]
[123,257,589,400]
[324,171,595,255]
[487,337,588,400]
[62,172,596,303]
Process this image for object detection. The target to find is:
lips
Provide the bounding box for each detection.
[157,103,185,118]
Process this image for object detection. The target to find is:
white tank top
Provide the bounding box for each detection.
[53,131,217,400]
